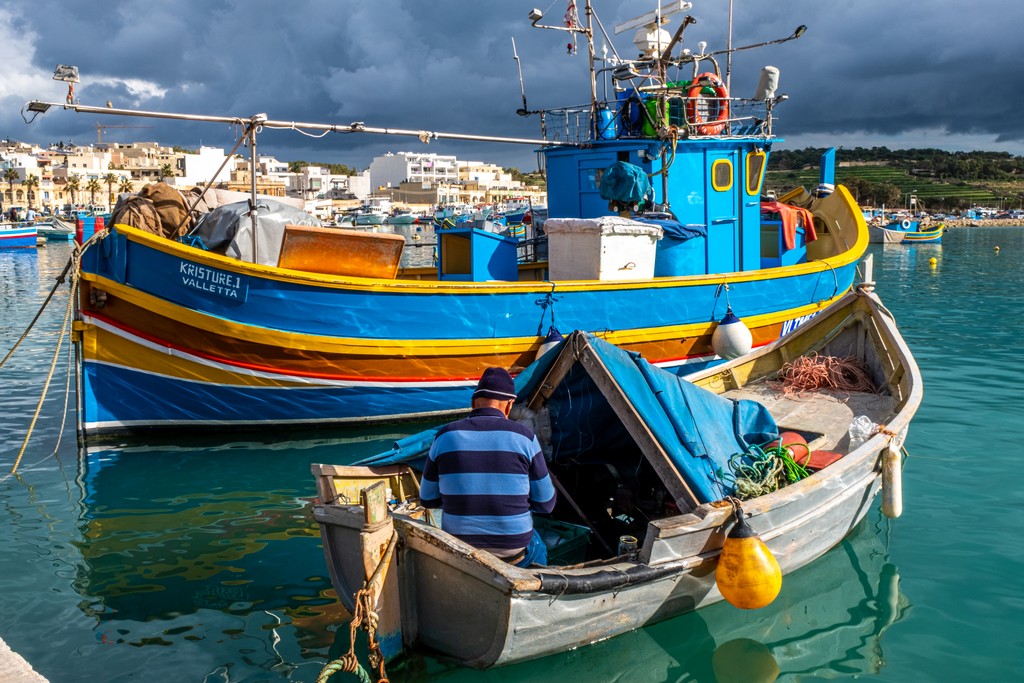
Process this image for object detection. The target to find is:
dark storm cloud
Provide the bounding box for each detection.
[3,0,1022,170]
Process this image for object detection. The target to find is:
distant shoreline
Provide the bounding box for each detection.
[937,219,1024,228]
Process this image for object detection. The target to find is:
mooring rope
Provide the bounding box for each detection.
[317,530,398,683]
[9,258,77,474]
[0,256,73,370]
[3,230,107,475]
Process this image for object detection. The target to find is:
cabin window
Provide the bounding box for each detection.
[711,159,733,192]
[745,150,767,195]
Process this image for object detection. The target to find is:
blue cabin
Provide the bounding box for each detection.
[544,137,773,275]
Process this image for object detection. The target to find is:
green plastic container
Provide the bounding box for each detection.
[536,517,591,565]
[642,97,687,136]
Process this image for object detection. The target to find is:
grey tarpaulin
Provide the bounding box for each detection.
[192,198,321,266]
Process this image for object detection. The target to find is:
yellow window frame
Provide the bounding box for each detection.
[745,150,767,196]
[711,159,733,192]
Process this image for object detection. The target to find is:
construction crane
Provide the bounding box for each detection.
[96,122,152,143]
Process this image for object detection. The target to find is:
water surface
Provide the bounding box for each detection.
[1,229,1021,681]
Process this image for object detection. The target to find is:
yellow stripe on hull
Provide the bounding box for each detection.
[80,276,846,359]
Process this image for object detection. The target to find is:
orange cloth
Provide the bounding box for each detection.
[760,201,818,250]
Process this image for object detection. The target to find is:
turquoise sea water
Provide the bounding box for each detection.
[1,228,1022,682]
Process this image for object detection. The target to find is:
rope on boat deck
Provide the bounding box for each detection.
[317,530,398,683]
[720,444,810,500]
[773,352,876,398]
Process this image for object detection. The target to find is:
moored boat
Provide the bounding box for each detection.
[311,267,921,668]
[29,1,872,437]
[0,222,39,249]
[385,210,417,225]
[869,219,944,244]
[36,219,76,241]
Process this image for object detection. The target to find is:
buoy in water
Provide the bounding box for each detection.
[536,326,563,361]
[929,257,937,267]
[712,307,753,359]
[715,506,782,609]
[994,246,1001,252]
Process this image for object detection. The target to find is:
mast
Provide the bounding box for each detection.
[726,0,734,93]
[247,119,262,262]
[585,0,598,138]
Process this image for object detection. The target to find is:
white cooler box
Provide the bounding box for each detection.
[543,217,663,281]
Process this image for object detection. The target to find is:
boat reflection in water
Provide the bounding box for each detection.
[388,513,909,682]
[72,427,422,658]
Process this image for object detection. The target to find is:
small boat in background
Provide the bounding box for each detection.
[869,219,944,244]
[311,269,921,668]
[36,219,76,241]
[0,222,39,249]
[385,209,416,225]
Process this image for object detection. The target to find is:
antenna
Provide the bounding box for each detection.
[613,1,691,34]
[511,37,532,117]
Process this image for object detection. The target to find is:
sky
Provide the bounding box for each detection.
[1,0,1022,173]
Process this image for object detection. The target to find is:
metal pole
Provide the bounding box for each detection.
[726,0,733,93]
[26,101,564,147]
[586,0,598,139]
[248,124,259,263]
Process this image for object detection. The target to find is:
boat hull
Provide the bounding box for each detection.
[0,223,39,249]
[869,223,943,244]
[316,465,879,666]
[73,187,868,435]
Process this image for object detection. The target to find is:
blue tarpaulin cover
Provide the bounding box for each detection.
[599,161,652,205]
[633,217,707,240]
[358,333,777,503]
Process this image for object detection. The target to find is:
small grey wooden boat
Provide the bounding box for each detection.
[311,266,921,668]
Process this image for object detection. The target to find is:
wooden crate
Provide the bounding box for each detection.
[278,224,405,278]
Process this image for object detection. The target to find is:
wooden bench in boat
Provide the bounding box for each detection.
[278,224,405,278]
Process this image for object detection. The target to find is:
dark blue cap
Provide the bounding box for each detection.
[473,367,517,401]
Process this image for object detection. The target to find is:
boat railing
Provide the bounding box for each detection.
[540,96,775,145]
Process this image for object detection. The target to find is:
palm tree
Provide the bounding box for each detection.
[66,174,81,208]
[159,164,174,182]
[86,178,102,208]
[3,168,18,206]
[103,172,118,209]
[118,176,134,195]
[23,175,39,209]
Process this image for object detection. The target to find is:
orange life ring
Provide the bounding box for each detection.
[686,72,729,135]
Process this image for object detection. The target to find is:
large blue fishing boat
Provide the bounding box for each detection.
[25,1,868,437]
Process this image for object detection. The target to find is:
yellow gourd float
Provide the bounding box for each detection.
[715,504,782,609]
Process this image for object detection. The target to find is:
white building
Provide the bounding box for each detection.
[369,152,458,192]
[178,146,232,186]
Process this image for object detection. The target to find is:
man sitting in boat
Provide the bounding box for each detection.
[420,367,556,567]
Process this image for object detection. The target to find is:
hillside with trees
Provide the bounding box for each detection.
[766,147,1024,211]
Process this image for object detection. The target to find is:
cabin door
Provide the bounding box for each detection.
[705,151,739,272]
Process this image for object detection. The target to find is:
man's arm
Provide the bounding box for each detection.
[527,439,556,514]
[420,443,442,509]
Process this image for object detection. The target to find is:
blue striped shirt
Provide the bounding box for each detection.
[420,407,556,550]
